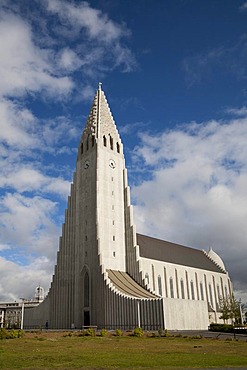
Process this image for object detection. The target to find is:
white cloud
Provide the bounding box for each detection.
[0,12,74,99]
[132,118,247,294]
[46,0,126,42]
[0,256,52,301]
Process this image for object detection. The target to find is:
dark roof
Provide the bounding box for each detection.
[137,234,225,274]
[107,270,157,298]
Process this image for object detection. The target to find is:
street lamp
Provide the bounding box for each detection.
[20,298,25,330]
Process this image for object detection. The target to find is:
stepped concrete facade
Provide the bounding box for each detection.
[24,85,232,330]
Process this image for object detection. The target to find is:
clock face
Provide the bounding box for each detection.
[109,159,116,169]
[84,160,90,169]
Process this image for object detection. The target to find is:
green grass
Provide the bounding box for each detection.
[0,332,247,369]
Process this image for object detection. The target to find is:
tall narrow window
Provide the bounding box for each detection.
[180,279,185,299]
[209,283,214,307]
[110,135,113,150]
[84,272,89,308]
[92,135,95,147]
[170,277,174,298]
[158,275,162,296]
[217,284,221,302]
[86,136,89,150]
[81,142,83,154]
[116,142,120,153]
[225,286,228,300]
[103,135,107,147]
[145,273,149,285]
[191,281,195,300]
[200,282,204,300]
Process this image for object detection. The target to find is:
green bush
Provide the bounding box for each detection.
[85,328,95,336]
[115,329,123,337]
[0,329,24,340]
[209,323,234,332]
[100,329,108,337]
[133,327,143,337]
[0,328,8,340]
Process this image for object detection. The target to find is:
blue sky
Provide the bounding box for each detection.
[1,0,247,303]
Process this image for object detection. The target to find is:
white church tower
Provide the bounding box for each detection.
[25,84,163,330]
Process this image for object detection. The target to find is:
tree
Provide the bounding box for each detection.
[219,295,242,325]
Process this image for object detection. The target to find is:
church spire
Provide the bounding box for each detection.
[82,83,121,144]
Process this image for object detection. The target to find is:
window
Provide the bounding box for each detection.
[180,279,185,299]
[113,236,115,241]
[86,136,89,150]
[112,205,114,210]
[103,135,107,147]
[217,284,221,302]
[81,143,83,154]
[158,275,162,296]
[145,273,149,285]
[209,283,214,307]
[225,286,228,300]
[170,277,174,298]
[112,220,115,225]
[116,142,120,153]
[110,135,113,150]
[113,251,116,257]
[84,272,89,308]
[85,235,87,241]
[191,281,195,300]
[200,282,204,300]
[92,135,95,147]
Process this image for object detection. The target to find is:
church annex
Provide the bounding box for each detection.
[24,84,232,331]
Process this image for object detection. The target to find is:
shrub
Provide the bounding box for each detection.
[85,328,95,336]
[100,329,108,337]
[0,328,8,340]
[115,329,122,337]
[0,329,24,340]
[209,323,234,333]
[164,329,169,337]
[133,327,143,337]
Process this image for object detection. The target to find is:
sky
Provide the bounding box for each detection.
[0,0,247,304]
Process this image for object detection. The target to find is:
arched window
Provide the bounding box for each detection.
[116,142,120,153]
[180,279,185,299]
[200,282,204,300]
[110,135,113,150]
[81,142,83,154]
[225,286,228,300]
[158,275,162,296]
[191,281,195,300]
[209,283,213,307]
[145,273,149,285]
[84,272,89,308]
[169,277,174,298]
[103,135,107,147]
[217,284,221,302]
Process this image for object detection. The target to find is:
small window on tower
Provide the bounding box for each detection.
[81,143,83,154]
[103,136,107,147]
[86,136,89,150]
[112,220,115,225]
[113,235,115,241]
[85,235,87,241]
[112,191,114,196]
[92,135,95,147]
[112,205,114,210]
[116,142,120,153]
[113,251,116,257]
[110,135,113,150]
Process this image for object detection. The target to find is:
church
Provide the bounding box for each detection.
[24,84,232,331]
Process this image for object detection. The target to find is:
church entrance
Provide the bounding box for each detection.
[84,310,90,326]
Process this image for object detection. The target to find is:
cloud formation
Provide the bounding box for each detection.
[132,117,247,301]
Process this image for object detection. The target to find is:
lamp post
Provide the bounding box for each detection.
[20,298,25,330]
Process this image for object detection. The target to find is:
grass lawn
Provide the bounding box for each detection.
[0,331,247,369]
